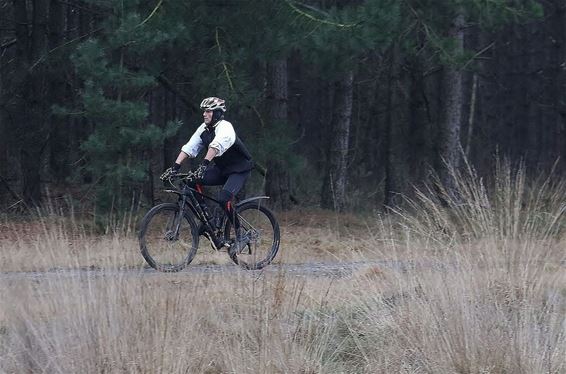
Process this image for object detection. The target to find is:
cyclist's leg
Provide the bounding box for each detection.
[201,166,226,186]
[189,166,226,204]
[192,166,228,249]
[219,171,251,253]
[218,170,251,223]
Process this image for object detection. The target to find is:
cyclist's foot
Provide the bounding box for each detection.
[206,233,227,251]
[197,224,223,250]
[228,237,249,257]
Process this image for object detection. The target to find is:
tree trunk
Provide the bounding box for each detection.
[265,59,293,210]
[438,11,465,194]
[321,70,354,211]
[407,51,432,188]
[384,43,407,207]
[559,2,566,165]
[545,0,565,168]
[12,0,43,205]
[0,3,8,198]
[48,0,70,182]
[20,0,49,205]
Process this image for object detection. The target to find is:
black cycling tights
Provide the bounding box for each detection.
[200,166,251,226]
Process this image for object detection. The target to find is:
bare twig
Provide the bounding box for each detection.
[215,27,235,92]
[136,0,163,28]
[285,0,359,28]
[465,74,478,158]
[0,174,22,203]
[29,27,104,71]
[461,42,495,71]
[0,39,16,51]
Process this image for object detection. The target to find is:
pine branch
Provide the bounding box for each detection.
[285,0,359,28]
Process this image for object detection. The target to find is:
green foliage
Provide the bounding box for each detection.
[65,0,547,214]
[401,0,543,67]
[254,120,305,175]
[71,0,186,211]
[288,0,401,76]
[468,0,543,29]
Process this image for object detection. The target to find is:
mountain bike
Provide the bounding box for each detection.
[139,172,280,272]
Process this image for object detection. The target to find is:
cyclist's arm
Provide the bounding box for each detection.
[209,121,235,156]
[175,151,190,165]
[204,147,219,162]
[178,124,207,164]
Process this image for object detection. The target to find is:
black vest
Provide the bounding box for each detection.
[200,125,254,174]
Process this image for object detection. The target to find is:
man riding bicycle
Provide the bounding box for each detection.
[160,97,253,251]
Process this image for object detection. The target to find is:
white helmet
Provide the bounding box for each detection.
[200,97,226,112]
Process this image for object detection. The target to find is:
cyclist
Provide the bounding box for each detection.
[160,97,253,251]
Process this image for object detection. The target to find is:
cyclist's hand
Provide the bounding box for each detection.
[159,167,176,181]
[192,159,210,181]
[181,171,197,183]
[160,164,180,181]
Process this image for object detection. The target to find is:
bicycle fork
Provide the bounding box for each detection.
[166,197,188,241]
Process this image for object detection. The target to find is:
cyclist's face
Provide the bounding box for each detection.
[203,110,213,124]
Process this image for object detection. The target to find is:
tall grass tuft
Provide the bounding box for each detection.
[317,161,566,372]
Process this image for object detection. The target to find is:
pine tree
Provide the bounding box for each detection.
[286,0,401,210]
[70,0,185,212]
[402,0,543,195]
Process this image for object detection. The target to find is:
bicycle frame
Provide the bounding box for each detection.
[164,181,228,249]
[164,176,272,251]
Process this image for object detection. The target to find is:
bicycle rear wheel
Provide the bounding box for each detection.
[224,201,280,270]
[139,203,199,272]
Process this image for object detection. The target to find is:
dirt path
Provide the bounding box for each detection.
[0,260,436,281]
[2,259,562,281]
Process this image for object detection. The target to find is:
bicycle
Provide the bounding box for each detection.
[139,172,280,272]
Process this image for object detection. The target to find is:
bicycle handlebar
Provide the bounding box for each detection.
[169,172,196,181]
[162,171,198,190]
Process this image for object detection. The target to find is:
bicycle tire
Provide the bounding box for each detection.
[224,201,280,270]
[139,203,199,272]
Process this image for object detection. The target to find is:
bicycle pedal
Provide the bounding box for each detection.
[228,239,248,257]
[203,232,227,251]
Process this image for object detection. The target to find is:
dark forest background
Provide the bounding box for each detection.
[0,0,564,214]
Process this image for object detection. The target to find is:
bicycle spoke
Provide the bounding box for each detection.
[227,202,280,270]
[140,203,199,272]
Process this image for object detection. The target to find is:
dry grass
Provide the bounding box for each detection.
[0,206,382,272]
[0,164,565,373]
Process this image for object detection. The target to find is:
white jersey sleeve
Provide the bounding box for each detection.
[180,124,206,157]
[209,120,236,157]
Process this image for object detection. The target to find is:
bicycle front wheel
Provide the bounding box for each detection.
[139,203,199,272]
[224,201,280,270]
